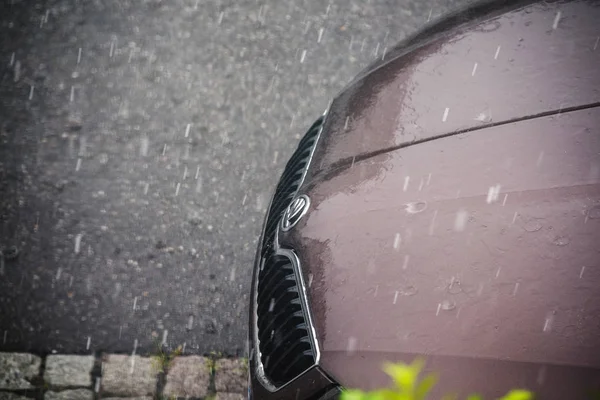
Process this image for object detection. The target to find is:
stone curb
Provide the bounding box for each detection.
[0,352,248,400]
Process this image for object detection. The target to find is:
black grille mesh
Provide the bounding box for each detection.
[257,253,315,385]
[256,117,323,386]
[261,117,323,258]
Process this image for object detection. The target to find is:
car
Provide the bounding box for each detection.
[248,0,600,398]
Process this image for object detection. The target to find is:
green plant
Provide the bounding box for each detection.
[151,342,182,374]
[340,358,533,400]
[240,356,249,375]
[205,357,216,375]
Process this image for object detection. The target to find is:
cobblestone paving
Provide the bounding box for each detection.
[0,352,246,400]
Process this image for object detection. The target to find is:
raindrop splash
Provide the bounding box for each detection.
[404,201,427,214]
[428,210,438,235]
[393,233,401,249]
[454,209,468,232]
[512,282,520,296]
[552,11,561,30]
[537,366,547,386]
[140,135,149,157]
[402,255,410,270]
[129,355,136,374]
[317,28,324,43]
[269,298,275,312]
[511,211,518,224]
[536,151,544,167]
[346,337,357,355]
[442,107,450,122]
[74,234,83,254]
[486,184,501,204]
[543,314,554,332]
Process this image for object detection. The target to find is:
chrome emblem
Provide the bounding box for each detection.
[281,195,310,232]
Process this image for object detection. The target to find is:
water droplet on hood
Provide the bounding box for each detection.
[587,205,600,219]
[440,300,456,311]
[399,285,418,296]
[404,201,427,214]
[524,219,543,232]
[553,236,570,246]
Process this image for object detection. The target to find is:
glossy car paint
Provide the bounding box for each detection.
[285,109,600,398]
[310,0,600,174]
[250,0,600,398]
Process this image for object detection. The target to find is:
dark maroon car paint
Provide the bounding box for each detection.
[250,0,600,398]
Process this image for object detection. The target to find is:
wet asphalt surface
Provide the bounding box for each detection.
[0,0,472,357]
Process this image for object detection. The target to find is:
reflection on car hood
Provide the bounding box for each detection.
[279,0,600,397]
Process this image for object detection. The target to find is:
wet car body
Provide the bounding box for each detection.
[249,0,600,399]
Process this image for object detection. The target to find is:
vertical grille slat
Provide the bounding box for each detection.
[255,117,324,388]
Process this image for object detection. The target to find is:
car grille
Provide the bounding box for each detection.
[255,116,324,387]
[261,117,324,258]
[257,252,315,386]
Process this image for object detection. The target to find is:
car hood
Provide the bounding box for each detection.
[278,0,600,397]
[309,0,600,175]
[283,107,600,398]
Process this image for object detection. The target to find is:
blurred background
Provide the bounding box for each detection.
[0,0,472,357]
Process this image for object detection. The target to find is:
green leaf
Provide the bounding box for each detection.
[415,373,438,400]
[498,389,534,400]
[383,362,417,392]
[383,358,426,393]
[340,389,368,400]
[369,388,407,400]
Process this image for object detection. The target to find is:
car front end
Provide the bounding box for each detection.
[248,0,600,398]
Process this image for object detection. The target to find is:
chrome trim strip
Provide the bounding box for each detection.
[298,108,328,190]
[251,107,329,392]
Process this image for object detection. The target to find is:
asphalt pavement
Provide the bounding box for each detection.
[0,0,471,357]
